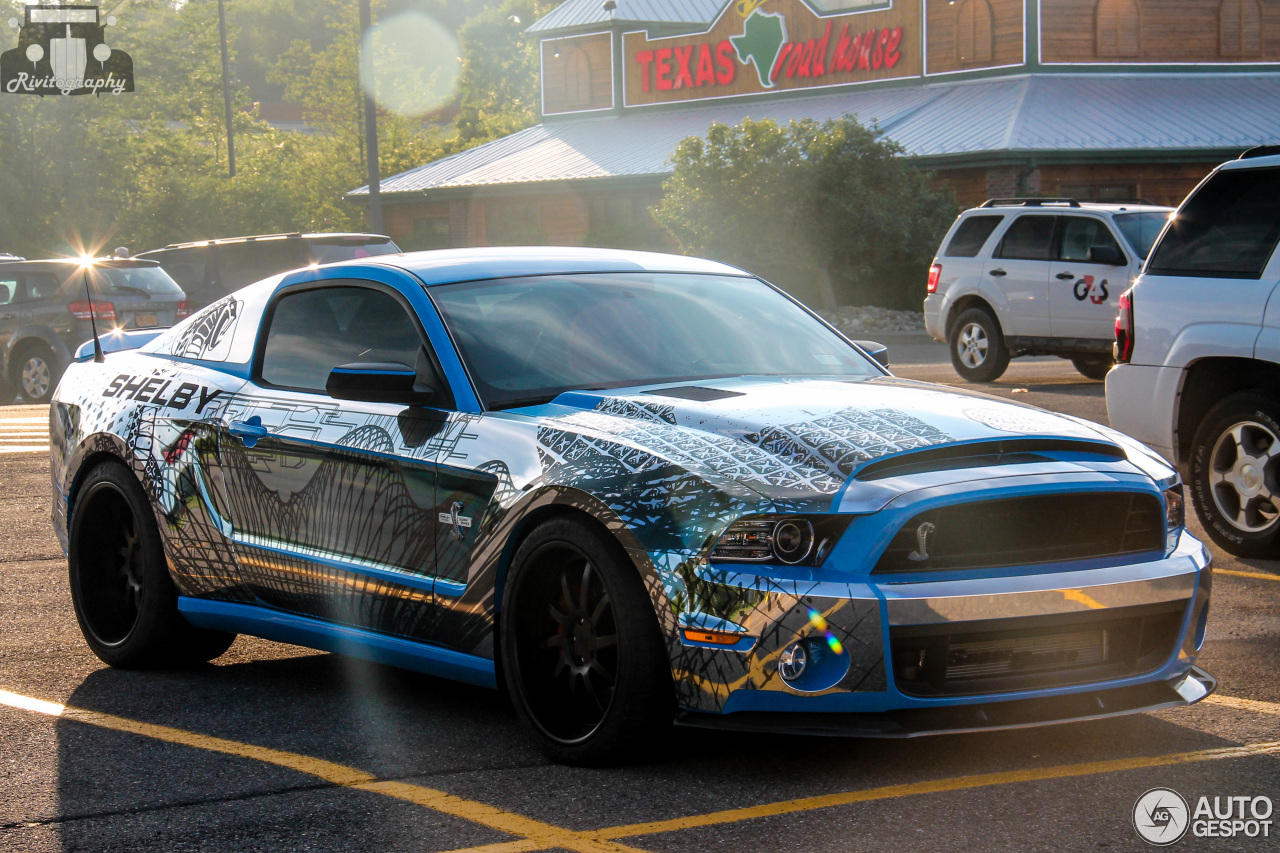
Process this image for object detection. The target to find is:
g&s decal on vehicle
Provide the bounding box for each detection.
[1074,275,1110,305]
[102,375,225,414]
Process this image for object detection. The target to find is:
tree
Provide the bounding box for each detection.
[655,117,956,309]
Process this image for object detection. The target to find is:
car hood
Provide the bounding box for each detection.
[528,375,1142,510]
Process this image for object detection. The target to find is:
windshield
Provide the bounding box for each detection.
[1112,212,1171,260]
[431,273,880,410]
[310,240,400,264]
[92,265,184,296]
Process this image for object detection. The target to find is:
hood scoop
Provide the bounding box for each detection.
[644,386,745,402]
[853,438,1126,481]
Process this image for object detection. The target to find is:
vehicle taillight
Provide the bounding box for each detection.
[927,263,942,293]
[68,300,116,322]
[176,300,192,319]
[1114,288,1135,363]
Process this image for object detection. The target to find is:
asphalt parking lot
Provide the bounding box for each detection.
[1,338,1277,853]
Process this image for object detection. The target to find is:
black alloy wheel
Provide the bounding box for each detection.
[69,460,236,667]
[501,515,672,765]
[1191,392,1280,559]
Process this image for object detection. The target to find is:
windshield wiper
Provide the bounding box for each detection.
[105,284,152,299]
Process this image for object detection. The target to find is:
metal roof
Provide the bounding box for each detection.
[352,74,1280,197]
[526,0,725,33]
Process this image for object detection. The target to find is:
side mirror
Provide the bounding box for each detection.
[326,362,436,406]
[1088,244,1127,266]
[853,340,889,368]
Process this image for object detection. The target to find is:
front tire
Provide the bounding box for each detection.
[1071,354,1113,381]
[500,515,672,765]
[1190,392,1280,558]
[948,308,1010,383]
[69,461,236,667]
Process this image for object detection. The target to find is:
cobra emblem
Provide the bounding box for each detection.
[907,521,936,562]
[437,501,473,542]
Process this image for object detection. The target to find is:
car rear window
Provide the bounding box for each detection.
[1147,167,1280,279]
[995,215,1057,260]
[945,215,1003,258]
[94,265,184,296]
[1112,212,1170,260]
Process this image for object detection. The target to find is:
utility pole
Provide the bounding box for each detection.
[359,0,382,233]
[217,0,236,177]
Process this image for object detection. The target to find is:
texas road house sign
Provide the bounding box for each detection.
[1,4,134,96]
[624,0,919,107]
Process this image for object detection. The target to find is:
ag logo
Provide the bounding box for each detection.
[2,4,134,96]
[1073,275,1110,305]
[1134,787,1191,845]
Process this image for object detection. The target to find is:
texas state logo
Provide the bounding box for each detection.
[2,4,134,96]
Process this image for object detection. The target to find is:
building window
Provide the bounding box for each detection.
[563,47,592,109]
[1096,0,1141,57]
[1220,0,1263,56]
[410,217,451,251]
[955,0,994,64]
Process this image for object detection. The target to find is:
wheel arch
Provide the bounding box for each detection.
[1177,357,1280,465]
[62,435,136,534]
[5,328,71,380]
[945,294,1002,340]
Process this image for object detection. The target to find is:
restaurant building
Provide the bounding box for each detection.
[351,0,1280,251]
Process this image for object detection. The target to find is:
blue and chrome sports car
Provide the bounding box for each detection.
[50,248,1213,764]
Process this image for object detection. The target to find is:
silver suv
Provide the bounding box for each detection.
[924,199,1173,382]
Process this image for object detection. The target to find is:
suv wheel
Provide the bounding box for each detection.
[12,343,57,403]
[1071,354,1113,381]
[948,308,1010,383]
[1190,392,1280,558]
[500,515,672,765]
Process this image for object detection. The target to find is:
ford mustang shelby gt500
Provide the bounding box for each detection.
[50,248,1213,764]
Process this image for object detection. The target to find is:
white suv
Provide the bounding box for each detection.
[1107,149,1280,559]
[924,199,1173,382]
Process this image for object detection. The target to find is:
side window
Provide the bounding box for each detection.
[260,285,445,399]
[17,272,62,302]
[1148,167,1280,279]
[1058,217,1123,262]
[0,277,17,305]
[217,241,310,290]
[158,247,212,301]
[945,215,1004,257]
[995,215,1057,260]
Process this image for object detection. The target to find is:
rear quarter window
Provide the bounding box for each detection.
[1147,167,1280,279]
[945,215,1004,258]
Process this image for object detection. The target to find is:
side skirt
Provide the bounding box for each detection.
[177,597,497,689]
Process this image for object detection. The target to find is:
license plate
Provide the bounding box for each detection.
[135,313,158,327]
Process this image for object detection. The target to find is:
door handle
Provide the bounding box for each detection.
[989,268,1007,277]
[1056,272,1076,280]
[0,313,14,320]
[228,416,268,448]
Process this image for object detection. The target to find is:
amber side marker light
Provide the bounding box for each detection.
[682,629,745,646]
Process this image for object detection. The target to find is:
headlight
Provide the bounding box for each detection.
[1165,483,1185,530]
[710,515,851,566]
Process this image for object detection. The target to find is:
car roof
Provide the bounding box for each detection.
[335,246,751,287]
[150,232,394,250]
[968,201,1173,214]
[0,257,161,269]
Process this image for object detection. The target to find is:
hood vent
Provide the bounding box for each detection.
[854,439,1126,481]
[644,386,745,402]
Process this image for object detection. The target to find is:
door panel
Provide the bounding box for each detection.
[1049,216,1131,340]
[990,215,1057,337]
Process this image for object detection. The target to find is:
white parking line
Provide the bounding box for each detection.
[0,416,49,453]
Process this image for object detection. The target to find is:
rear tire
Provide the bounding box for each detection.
[500,515,672,766]
[69,460,236,667]
[948,308,1010,383]
[12,342,58,403]
[1190,392,1280,559]
[1071,354,1113,381]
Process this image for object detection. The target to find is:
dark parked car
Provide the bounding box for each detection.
[0,258,188,403]
[137,232,400,310]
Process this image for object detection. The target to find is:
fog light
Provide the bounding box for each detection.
[778,642,808,682]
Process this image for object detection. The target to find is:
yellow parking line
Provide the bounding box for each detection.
[1216,569,1280,582]
[440,734,1280,853]
[1204,695,1280,716]
[0,690,647,853]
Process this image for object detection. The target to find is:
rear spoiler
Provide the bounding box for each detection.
[74,328,165,361]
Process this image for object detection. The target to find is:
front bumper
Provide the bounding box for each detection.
[677,666,1215,737]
